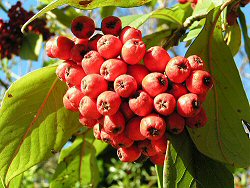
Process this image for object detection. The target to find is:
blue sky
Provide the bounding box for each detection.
[0,0,250,100]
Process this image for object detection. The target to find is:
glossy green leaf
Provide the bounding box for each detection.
[155,165,163,188]
[0,66,82,185]
[93,140,108,156]
[19,33,43,61]
[239,9,250,61]
[100,6,116,18]
[186,7,250,167]
[143,29,172,48]
[51,136,99,188]
[164,131,234,188]
[8,174,23,188]
[225,23,241,56]
[22,0,151,32]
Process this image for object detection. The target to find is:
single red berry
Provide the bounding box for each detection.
[197,93,207,103]
[71,16,95,39]
[186,107,208,128]
[51,36,74,60]
[101,16,122,36]
[63,86,84,109]
[65,64,86,89]
[150,153,166,166]
[127,64,149,86]
[100,58,128,81]
[73,37,88,45]
[97,34,122,59]
[121,39,146,65]
[140,114,166,140]
[70,44,88,63]
[82,51,105,74]
[114,74,138,98]
[119,26,142,44]
[100,130,114,145]
[178,0,188,3]
[56,60,74,82]
[88,34,103,51]
[144,46,171,72]
[151,134,168,154]
[79,115,97,128]
[177,93,201,117]
[186,70,213,95]
[154,93,176,116]
[167,82,188,100]
[142,72,168,97]
[81,74,108,99]
[125,117,145,141]
[120,102,135,121]
[138,139,157,156]
[97,91,122,116]
[117,145,141,162]
[129,90,154,116]
[104,111,125,135]
[165,56,191,83]
[79,96,102,119]
[112,132,134,148]
[63,90,80,112]
[166,112,185,134]
[187,55,204,71]
[45,37,55,58]
[93,122,103,140]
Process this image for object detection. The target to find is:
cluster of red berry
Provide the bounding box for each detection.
[0,1,53,59]
[178,0,198,8]
[46,15,213,166]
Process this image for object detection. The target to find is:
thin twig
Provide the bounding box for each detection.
[0,1,8,13]
[0,79,9,90]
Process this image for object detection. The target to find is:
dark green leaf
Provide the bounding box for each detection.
[100,6,116,18]
[164,131,234,188]
[155,165,163,188]
[19,33,42,61]
[239,9,250,61]
[225,23,241,56]
[186,7,250,167]
[51,135,99,188]
[0,66,82,185]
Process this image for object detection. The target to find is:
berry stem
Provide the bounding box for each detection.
[95,28,102,31]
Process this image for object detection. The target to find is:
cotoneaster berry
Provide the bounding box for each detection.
[186,107,208,128]
[150,153,165,166]
[125,117,145,141]
[119,26,142,44]
[79,96,102,119]
[65,64,86,89]
[120,101,135,121]
[117,145,141,162]
[187,55,204,71]
[112,132,134,148]
[101,16,122,36]
[151,134,168,154]
[138,139,157,156]
[51,36,74,60]
[71,16,95,39]
[79,115,97,128]
[103,111,125,135]
[70,44,88,64]
[167,82,188,100]
[82,51,104,74]
[127,64,150,86]
[56,60,74,82]
[154,93,176,116]
[166,112,185,134]
[88,34,103,51]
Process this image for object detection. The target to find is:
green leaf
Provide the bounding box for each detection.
[0,66,82,185]
[19,33,43,61]
[164,131,234,188]
[225,23,241,56]
[93,139,108,156]
[8,174,23,188]
[51,135,99,188]
[100,6,116,18]
[22,0,151,32]
[239,9,250,61]
[155,165,163,188]
[186,7,250,167]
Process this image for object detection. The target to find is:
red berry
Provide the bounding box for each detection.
[178,0,188,3]
[70,44,88,64]
[186,70,213,95]
[177,93,201,117]
[144,46,170,72]
[150,153,166,166]
[93,122,102,140]
[142,72,168,97]
[154,93,176,116]
[73,37,88,45]
[119,26,142,44]
[125,117,145,141]
[88,34,103,51]
[101,16,122,36]
[79,96,102,119]
[140,114,166,140]
[117,145,141,162]
[45,37,55,58]
[97,91,122,116]
[56,60,74,82]
[100,58,128,81]
[151,134,168,154]
[138,139,157,156]
[165,56,191,83]
[120,102,135,121]
[127,64,149,86]
[167,82,188,100]
[82,51,104,74]
[166,112,185,134]
[65,64,86,89]
[64,86,84,109]
[121,39,146,65]
[51,36,74,60]
[129,90,154,116]
[186,107,208,128]
[81,74,108,99]
[112,132,134,148]
[197,93,207,103]
[97,34,122,59]
[104,111,125,135]
[71,16,95,39]
[187,55,204,71]
[114,74,137,98]
[79,115,97,128]
[100,130,114,145]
